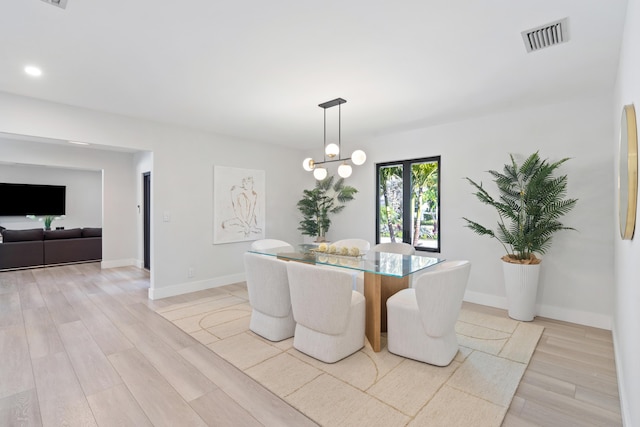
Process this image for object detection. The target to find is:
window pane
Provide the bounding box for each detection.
[376,156,440,252]
[410,161,438,249]
[378,164,403,243]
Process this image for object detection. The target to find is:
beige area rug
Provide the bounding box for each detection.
[157,287,543,426]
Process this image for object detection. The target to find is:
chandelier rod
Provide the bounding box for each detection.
[338,102,342,160]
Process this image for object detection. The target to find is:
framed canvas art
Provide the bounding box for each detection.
[213,166,265,244]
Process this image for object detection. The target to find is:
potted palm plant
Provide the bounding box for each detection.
[463,152,577,321]
[297,175,357,242]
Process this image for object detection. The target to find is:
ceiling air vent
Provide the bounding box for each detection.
[521,18,568,53]
[40,0,68,9]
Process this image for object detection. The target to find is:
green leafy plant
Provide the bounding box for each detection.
[26,214,65,230]
[297,175,357,240]
[463,152,577,264]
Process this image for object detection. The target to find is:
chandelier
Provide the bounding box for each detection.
[302,98,366,180]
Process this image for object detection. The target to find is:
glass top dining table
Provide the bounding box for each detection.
[248,245,445,352]
[248,245,444,278]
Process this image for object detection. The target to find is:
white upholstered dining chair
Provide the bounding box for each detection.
[369,242,415,256]
[250,239,294,252]
[331,238,371,253]
[370,241,417,286]
[386,260,471,366]
[243,252,296,341]
[286,261,365,363]
[328,238,371,293]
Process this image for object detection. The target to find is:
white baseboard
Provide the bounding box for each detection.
[536,303,612,330]
[612,324,632,427]
[148,273,246,300]
[464,290,508,310]
[101,258,138,269]
[464,290,612,330]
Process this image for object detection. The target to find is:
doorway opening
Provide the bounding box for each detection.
[143,172,151,270]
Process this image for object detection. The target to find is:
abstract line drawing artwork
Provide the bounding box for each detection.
[213,166,265,244]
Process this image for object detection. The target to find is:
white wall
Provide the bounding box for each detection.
[332,94,614,329]
[0,136,136,265]
[613,0,640,424]
[0,160,102,230]
[0,91,307,298]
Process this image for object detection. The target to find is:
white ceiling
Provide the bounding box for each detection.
[0,0,628,150]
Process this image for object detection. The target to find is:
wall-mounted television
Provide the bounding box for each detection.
[0,183,66,216]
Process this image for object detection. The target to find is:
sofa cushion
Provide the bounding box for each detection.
[3,228,44,242]
[82,227,102,238]
[44,228,82,240]
[0,225,5,235]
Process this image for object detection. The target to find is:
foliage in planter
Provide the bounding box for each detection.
[26,214,65,230]
[463,152,577,264]
[297,175,357,239]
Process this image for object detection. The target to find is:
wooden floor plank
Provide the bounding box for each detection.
[23,307,65,360]
[31,352,97,427]
[67,299,135,356]
[0,292,22,328]
[108,347,208,427]
[86,384,153,427]
[17,281,46,310]
[0,388,42,427]
[40,291,80,325]
[125,302,199,351]
[0,324,35,400]
[515,382,622,426]
[118,321,217,402]
[57,320,123,396]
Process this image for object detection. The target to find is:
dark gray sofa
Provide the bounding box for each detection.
[0,227,102,270]
[0,228,44,270]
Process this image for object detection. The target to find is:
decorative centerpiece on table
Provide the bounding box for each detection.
[313,242,362,267]
[315,242,362,257]
[26,215,65,231]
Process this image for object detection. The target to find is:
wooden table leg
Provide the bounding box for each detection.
[364,273,410,352]
[364,272,381,352]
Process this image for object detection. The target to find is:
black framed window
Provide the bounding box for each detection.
[376,156,440,252]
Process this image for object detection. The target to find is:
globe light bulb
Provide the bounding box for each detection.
[302,157,315,171]
[313,167,328,180]
[24,66,42,77]
[351,150,366,166]
[338,163,352,178]
[325,143,340,158]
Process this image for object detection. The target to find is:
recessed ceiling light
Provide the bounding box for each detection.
[68,140,89,146]
[24,66,43,77]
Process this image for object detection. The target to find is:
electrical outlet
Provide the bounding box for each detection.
[187,267,194,278]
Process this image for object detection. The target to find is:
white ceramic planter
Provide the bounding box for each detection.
[502,260,541,321]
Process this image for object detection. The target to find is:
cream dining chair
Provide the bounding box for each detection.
[286,261,365,363]
[369,241,416,287]
[243,252,296,341]
[250,239,294,252]
[331,238,371,254]
[386,260,471,366]
[369,242,415,256]
[329,238,371,293]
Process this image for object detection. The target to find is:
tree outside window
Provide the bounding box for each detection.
[376,156,440,252]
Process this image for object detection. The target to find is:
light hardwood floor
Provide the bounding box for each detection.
[0,263,622,426]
